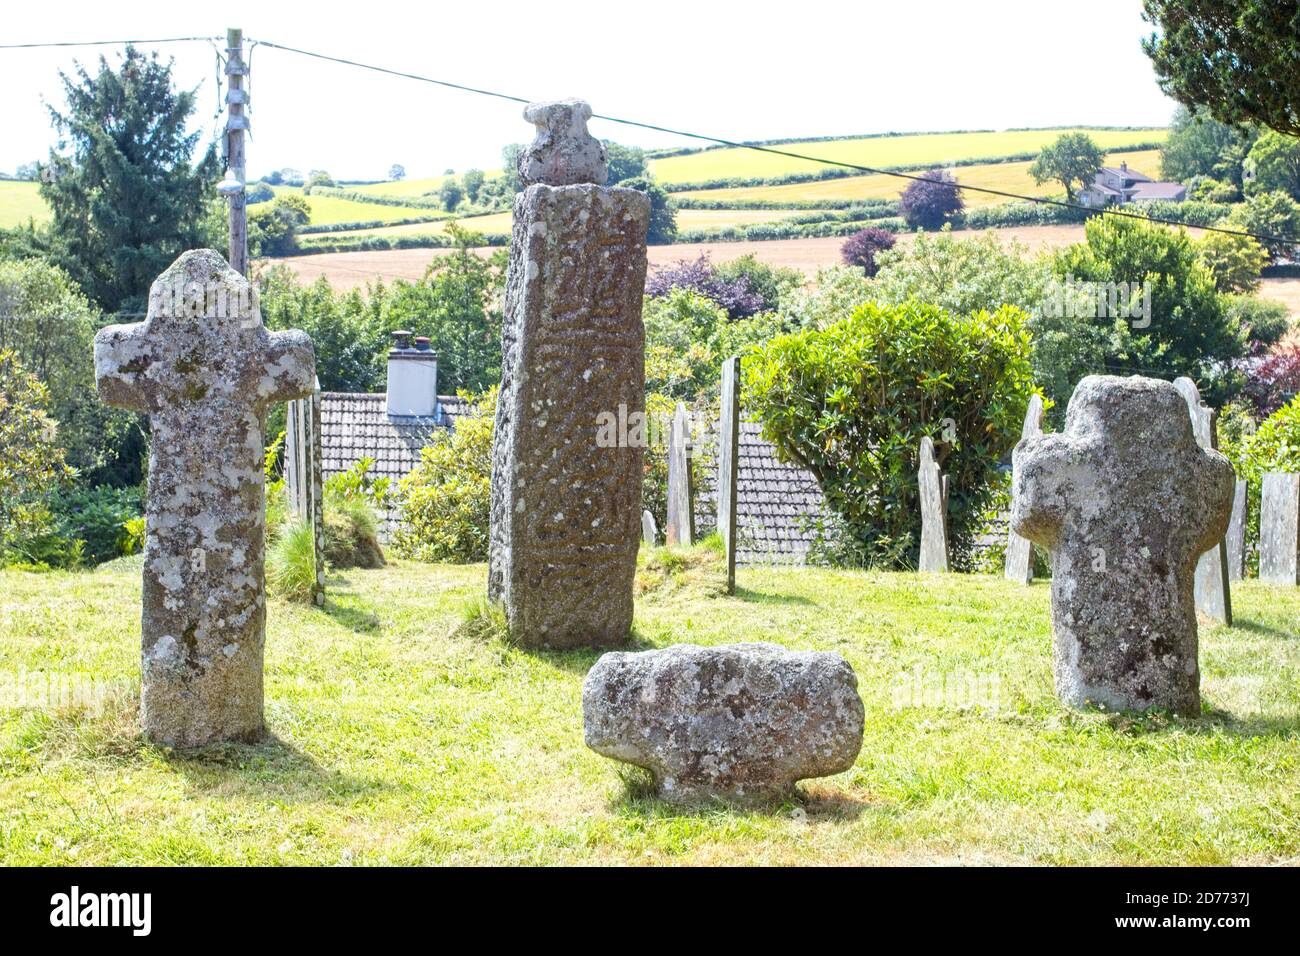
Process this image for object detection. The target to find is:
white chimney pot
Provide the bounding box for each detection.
[386,332,438,417]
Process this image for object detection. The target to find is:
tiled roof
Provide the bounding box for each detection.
[320,392,469,538]
[1100,165,1153,183]
[1128,181,1188,201]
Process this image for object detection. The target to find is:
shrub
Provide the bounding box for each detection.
[615,176,677,244]
[1226,295,1292,348]
[1219,394,1300,574]
[645,256,766,319]
[713,255,802,313]
[780,266,874,329]
[394,389,495,562]
[1228,191,1300,261]
[266,521,322,603]
[323,495,385,569]
[744,300,1037,569]
[46,485,143,566]
[840,227,896,276]
[899,169,964,229]
[1240,342,1300,416]
[1196,232,1269,293]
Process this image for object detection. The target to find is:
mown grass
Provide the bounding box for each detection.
[0,181,51,228]
[679,149,1163,208]
[650,128,1168,185]
[0,555,1296,865]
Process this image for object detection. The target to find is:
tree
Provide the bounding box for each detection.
[1160,106,1255,185]
[840,227,896,276]
[1245,130,1300,200]
[899,169,963,229]
[1142,1,1300,136]
[263,170,284,186]
[388,164,406,181]
[39,46,218,313]
[0,350,74,560]
[615,176,677,244]
[249,194,311,257]
[603,141,647,185]
[307,169,334,188]
[461,169,485,204]
[438,179,464,212]
[1029,132,1105,201]
[1228,190,1300,261]
[1195,232,1269,293]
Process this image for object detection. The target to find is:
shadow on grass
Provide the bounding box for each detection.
[515,628,657,676]
[163,732,390,805]
[319,575,383,634]
[607,766,868,819]
[733,585,814,606]
[1228,617,1298,641]
[1103,706,1300,740]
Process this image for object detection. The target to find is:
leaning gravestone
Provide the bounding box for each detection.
[1005,393,1044,584]
[584,643,865,804]
[1174,377,1231,624]
[1012,376,1234,716]
[1226,480,1248,582]
[917,436,948,572]
[1259,472,1300,585]
[487,99,650,648]
[665,402,694,546]
[95,249,315,746]
[641,510,657,546]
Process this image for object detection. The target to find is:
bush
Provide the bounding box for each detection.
[46,485,143,566]
[1239,342,1300,416]
[266,521,322,603]
[841,227,896,276]
[900,169,964,229]
[1226,295,1292,348]
[1220,394,1300,574]
[394,389,495,562]
[1196,232,1269,293]
[744,300,1037,569]
[1228,191,1300,261]
[323,496,385,569]
[645,256,766,319]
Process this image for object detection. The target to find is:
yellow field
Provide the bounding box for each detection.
[679,150,1163,209]
[272,185,444,225]
[301,207,813,243]
[0,181,51,227]
[649,128,1166,185]
[347,171,501,201]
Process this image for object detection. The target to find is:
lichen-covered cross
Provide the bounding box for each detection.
[1011,375,1234,716]
[94,249,315,747]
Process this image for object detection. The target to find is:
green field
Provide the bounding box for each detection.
[1,552,1296,865]
[271,186,445,226]
[682,149,1163,209]
[0,181,51,228]
[650,128,1168,185]
[347,172,500,201]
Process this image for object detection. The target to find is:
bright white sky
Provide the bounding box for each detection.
[1,0,1176,181]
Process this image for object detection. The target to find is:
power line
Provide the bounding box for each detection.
[0,37,220,49]
[248,38,1300,249]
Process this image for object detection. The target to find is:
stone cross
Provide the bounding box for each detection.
[488,99,650,648]
[1173,378,1232,625]
[1011,375,1234,716]
[917,436,948,572]
[1259,472,1299,585]
[641,510,657,546]
[1226,479,1247,582]
[94,249,315,747]
[665,402,694,546]
[1004,393,1044,584]
[716,355,741,594]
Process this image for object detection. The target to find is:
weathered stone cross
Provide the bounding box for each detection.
[95,249,315,747]
[1011,375,1234,716]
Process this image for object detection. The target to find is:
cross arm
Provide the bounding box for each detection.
[1010,434,1078,549]
[93,321,152,413]
[258,330,316,404]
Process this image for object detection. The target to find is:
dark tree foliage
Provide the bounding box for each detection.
[614,176,678,244]
[841,227,897,276]
[1160,105,1256,185]
[1241,344,1300,417]
[899,169,964,229]
[40,46,218,314]
[1143,1,1300,136]
[603,142,648,185]
[645,256,766,319]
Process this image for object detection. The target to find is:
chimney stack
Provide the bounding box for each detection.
[386,330,438,418]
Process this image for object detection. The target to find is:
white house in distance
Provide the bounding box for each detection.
[1077,161,1187,207]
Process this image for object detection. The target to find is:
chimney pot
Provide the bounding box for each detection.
[391,330,413,351]
[386,332,438,417]
[414,336,431,351]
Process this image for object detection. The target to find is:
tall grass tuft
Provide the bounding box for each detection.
[266,521,321,603]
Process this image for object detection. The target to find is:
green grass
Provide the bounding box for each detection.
[650,128,1168,185]
[680,149,1163,209]
[1,556,1297,865]
[270,185,445,226]
[0,181,50,228]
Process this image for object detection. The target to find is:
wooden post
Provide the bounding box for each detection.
[225,28,249,275]
[717,356,741,594]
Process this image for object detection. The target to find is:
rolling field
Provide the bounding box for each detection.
[271,186,444,225]
[0,181,51,228]
[649,127,1168,185]
[680,149,1163,208]
[347,172,500,201]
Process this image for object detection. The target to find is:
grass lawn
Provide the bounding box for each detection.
[1,553,1296,865]
[0,181,50,228]
[678,150,1163,208]
[650,128,1167,185]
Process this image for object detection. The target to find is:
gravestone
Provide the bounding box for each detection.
[487,99,650,648]
[641,510,657,546]
[665,402,694,546]
[1011,375,1234,716]
[716,356,741,594]
[1173,377,1231,624]
[917,436,948,572]
[284,378,326,606]
[94,249,315,746]
[1226,480,1247,582]
[1005,394,1044,584]
[1259,472,1300,585]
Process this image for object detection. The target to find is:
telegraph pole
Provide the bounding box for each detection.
[222,27,249,275]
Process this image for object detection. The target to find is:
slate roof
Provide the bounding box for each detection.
[1128,181,1188,201]
[320,392,470,539]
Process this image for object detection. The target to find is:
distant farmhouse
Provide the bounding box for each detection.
[1077,161,1186,207]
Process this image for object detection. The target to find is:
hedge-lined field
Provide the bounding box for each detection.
[678,149,1163,208]
[649,128,1168,186]
[346,171,501,201]
[0,181,50,228]
[270,186,444,225]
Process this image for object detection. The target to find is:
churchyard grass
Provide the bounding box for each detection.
[1,555,1296,865]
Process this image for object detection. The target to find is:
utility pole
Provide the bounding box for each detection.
[221,27,249,275]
